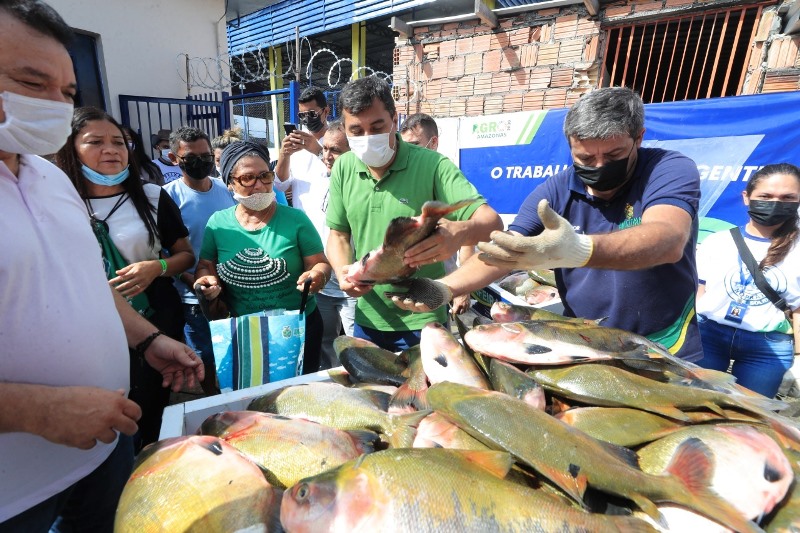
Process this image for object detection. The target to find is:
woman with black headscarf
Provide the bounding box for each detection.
[194,141,330,373]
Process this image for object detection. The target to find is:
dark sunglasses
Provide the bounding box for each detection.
[297,110,322,121]
[177,154,214,165]
[231,170,275,187]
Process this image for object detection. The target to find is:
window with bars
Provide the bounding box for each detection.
[602,4,767,103]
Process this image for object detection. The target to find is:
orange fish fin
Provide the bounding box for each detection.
[389,380,430,413]
[459,450,514,479]
[538,463,588,504]
[665,438,764,533]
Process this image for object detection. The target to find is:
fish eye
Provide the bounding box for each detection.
[296,484,310,501]
[764,463,783,483]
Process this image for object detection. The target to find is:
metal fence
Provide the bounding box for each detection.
[119,93,230,159]
[120,84,305,159]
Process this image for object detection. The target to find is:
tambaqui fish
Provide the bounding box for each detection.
[114,435,281,532]
[344,198,477,285]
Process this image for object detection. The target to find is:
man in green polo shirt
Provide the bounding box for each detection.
[326,77,503,352]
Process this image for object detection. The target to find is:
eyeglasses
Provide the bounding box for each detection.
[297,110,322,121]
[231,170,275,187]
[177,153,214,165]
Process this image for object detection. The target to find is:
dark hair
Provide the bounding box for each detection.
[745,163,800,269]
[400,113,438,140]
[299,87,327,109]
[122,126,164,185]
[55,107,160,248]
[338,76,395,117]
[563,87,645,141]
[0,0,73,46]
[169,126,211,154]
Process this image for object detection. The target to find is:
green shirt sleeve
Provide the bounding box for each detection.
[325,154,351,234]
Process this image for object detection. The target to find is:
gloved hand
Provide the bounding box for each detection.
[385,278,453,313]
[778,355,800,398]
[477,199,593,270]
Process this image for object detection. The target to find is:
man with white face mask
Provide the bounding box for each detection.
[326,77,503,352]
[151,128,182,184]
[0,1,204,529]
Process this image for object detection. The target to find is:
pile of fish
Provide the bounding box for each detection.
[497,269,561,305]
[114,302,800,532]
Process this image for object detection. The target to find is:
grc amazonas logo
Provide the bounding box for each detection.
[472,120,512,140]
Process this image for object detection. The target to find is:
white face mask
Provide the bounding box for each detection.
[347,128,395,168]
[233,191,275,212]
[0,91,74,156]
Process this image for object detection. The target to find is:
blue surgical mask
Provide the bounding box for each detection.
[81,164,130,186]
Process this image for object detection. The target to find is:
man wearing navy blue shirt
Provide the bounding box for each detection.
[390,87,702,361]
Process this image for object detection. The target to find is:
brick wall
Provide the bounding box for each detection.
[392,0,800,118]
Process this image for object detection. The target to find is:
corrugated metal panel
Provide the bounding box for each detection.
[228,0,437,55]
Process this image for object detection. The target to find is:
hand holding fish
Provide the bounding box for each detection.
[385,278,453,312]
[338,264,375,297]
[141,334,205,392]
[32,386,141,450]
[478,199,593,270]
[403,220,464,268]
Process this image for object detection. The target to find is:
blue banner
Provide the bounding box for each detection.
[459,91,800,233]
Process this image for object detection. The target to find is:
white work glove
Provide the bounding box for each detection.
[477,199,593,270]
[778,355,800,398]
[385,278,453,313]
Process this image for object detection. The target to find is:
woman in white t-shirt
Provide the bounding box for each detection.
[55,107,195,449]
[696,163,800,397]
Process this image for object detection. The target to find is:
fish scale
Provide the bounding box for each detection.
[280,448,658,532]
[427,382,764,533]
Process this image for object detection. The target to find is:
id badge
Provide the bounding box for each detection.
[724,301,748,324]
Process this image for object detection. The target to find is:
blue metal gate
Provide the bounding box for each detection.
[119,83,303,158]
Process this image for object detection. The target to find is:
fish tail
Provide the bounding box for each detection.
[387,409,431,448]
[664,438,764,533]
[388,380,430,413]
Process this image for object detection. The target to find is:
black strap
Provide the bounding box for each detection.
[729,227,790,312]
[299,277,312,315]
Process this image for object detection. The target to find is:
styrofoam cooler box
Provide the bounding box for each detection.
[470,282,564,319]
[160,369,334,439]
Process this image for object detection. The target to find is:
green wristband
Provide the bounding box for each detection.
[159,259,168,276]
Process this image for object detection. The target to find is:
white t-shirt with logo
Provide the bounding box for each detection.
[153,158,183,184]
[274,147,349,297]
[697,227,800,333]
[0,155,129,520]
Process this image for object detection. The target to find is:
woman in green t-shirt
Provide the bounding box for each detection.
[194,141,332,373]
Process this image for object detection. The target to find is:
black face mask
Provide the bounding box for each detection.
[179,157,215,181]
[747,199,800,227]
[299,112,325,134]
[573,146,635,192]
